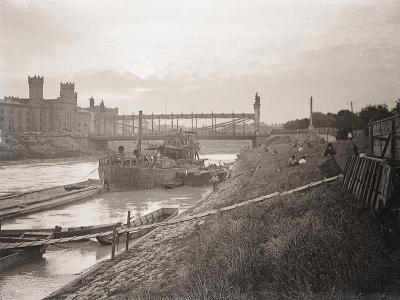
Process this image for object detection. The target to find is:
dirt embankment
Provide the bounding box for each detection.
[49,135,400,300]
[0,135,94,160]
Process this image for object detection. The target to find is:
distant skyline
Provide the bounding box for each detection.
[1,0,399,123]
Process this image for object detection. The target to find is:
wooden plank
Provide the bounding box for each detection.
[348,156,361,192]
[364,161,378,208]
[359,159,372,202]
[343,155,351,176]
[355,158,367,198]
[343,155,355,188]
[380,130,392,158]
[376,165,392,209]
[368,162,383,210]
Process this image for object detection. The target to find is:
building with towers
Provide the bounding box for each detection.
[0,76,118,136]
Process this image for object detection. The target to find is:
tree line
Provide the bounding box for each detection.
[284,98,400,137]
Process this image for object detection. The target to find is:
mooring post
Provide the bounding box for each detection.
[125,210,131,252]
[111,224,117,260]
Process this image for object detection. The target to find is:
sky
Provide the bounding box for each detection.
[0,0,399,124]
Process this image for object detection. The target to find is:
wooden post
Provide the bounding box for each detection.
[171,114,174,131]
[138,110,143,154]
[369,121,374,156]
[195,117,198,130]
[177,116,179,129]
[191,113,194,130]
[111,224,117,260]
[125,210,131,252]
[391,118,396,161]
[211,112,214,132]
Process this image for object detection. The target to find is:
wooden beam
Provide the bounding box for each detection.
[391,118,396,161]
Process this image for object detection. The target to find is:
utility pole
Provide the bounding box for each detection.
[350,101,354,136]
[309,96,314,130]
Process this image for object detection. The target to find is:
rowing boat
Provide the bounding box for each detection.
[0,244,48,272]
[0,222,121,240]
[96,207,179,245]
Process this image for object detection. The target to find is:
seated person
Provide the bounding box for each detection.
[323,143,336,157]
[287,155,298,166]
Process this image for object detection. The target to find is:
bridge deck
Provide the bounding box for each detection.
[84,134,268,141]
[117,113,255,120]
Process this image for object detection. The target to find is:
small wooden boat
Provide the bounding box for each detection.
[177,169,227,187]
[96,207,179,245]
[0,222,121,240]
[0,245,47,272]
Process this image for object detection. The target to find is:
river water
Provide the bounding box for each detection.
[0,153,236,300]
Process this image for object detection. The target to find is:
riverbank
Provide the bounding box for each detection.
[0,135,95,161]
[48,134,400,299]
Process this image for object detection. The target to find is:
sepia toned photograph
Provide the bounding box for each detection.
[0,0,399,299]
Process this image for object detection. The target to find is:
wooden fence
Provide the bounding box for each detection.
[343,155,394,211]
[370,115,400,161]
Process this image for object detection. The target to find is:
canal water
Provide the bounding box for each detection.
[0,153,236,300]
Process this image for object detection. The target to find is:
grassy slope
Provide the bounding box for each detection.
[121,135,400,300]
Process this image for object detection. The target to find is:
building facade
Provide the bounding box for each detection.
[0,76,118,137]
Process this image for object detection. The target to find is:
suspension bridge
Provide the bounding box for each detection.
[83,94,266,148]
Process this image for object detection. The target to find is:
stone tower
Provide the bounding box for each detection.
[254,92,261,134]
[28,75,44,131]
[28,75,44,101]
[89,97,95,108]
[60,82,77,105]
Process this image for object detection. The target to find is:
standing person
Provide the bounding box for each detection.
[210,173,220,191]
[195,142,200,160]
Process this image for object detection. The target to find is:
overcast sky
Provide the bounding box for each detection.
[1,0,399,123]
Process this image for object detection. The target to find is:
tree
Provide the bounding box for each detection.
[336,110,354,133]
[313,112,336,128]
[392,98,400,115]
[359,104,392,134]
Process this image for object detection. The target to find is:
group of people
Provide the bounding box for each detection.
[286,142,336,167]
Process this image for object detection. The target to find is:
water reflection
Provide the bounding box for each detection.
[1,186,211,300]
[0,153,236,300]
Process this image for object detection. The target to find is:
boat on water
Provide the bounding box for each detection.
[0,245,47,272]
[96,207,178,245]
[0,222,122,241]
[98,131,227,191]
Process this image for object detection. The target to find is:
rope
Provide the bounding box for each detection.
[79,167,99,181]
[0,174,342,250]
